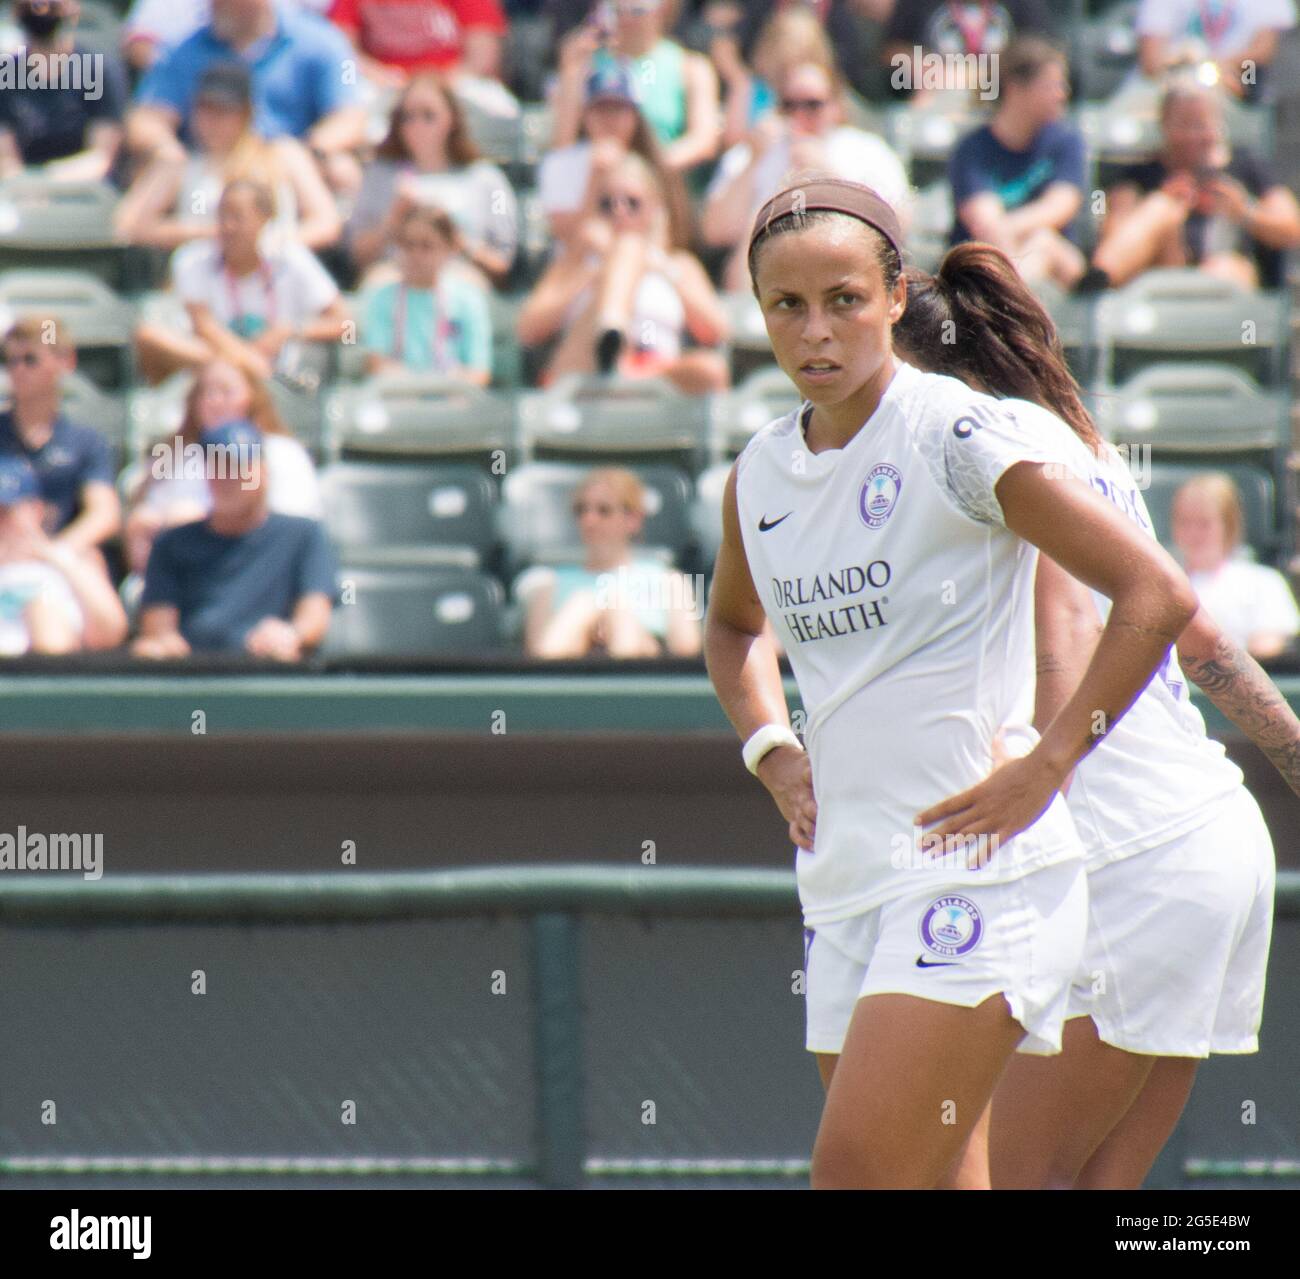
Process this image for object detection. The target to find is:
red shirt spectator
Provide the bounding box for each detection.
[328,0,506,74]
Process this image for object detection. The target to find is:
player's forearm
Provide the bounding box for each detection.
[1178,610,1300,798]
[704,615,793,743]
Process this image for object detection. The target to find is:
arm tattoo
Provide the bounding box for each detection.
[1180,635,1300,799]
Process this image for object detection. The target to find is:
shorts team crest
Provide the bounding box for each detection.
[919,895,984,958]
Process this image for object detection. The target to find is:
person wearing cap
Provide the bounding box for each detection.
[133,419,336,659]
[114,61,342,254]
[345,71,519,287]
[538,62,691,252]
[705,174,1205,1187]
[702,58,912,292]
[550,0,721,172]
[0,318,122,555]
[126,0,367,172]
[0,455,128,655]
[327,0,508,89]
[0,0,131,182]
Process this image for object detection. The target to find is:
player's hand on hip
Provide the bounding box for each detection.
[913,752,1062,867]
[756,744,817,851]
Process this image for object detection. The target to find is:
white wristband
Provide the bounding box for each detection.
[742,723,803,776]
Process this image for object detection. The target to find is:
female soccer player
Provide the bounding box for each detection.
[703,176,1203,1189]
[892,243,1296,1189]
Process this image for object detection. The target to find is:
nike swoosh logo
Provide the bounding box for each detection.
[758,512,792,532]
[915,956,958,968]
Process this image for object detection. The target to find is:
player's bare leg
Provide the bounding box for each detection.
[810,991,1023,1189]
[1074,1055,1199,1189]
[988,1014,1155,1188]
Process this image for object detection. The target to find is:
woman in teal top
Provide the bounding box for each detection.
[550,0,721,172]
[517,466,703,659]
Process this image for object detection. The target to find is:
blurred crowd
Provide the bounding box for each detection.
[0,0,1298,660]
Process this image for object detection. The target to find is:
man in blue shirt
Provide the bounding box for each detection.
[948,36,1088,290]
[133,419,337,658]
[125,0,365,173]
[0,317,120,552]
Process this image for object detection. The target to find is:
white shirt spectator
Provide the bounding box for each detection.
[1135,0,1297,55]
[706,127,913,225]
[171,238,339,333]
[1188,558,1300,650]
[0,561,82,655]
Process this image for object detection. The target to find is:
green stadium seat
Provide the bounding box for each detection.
[487,290,527,389]
[1141,461,1280,562]
[73,0,125,56]
[1094,269,1288,386]
[0,178,125,287]
[517,374,711,467]
[320,460,497,568]
[1033,279,1095,384]
[1092,362,1288,455]
[1076,2,1140,101]
[907,181,952,275]
[720,290,777,383]
[325,373,514,461]
[885,100,992,188]
[500,460,693,574]
[322,564,506,658]
[714,365,799,459]
[0,269,136,389]
[692,462,730,571]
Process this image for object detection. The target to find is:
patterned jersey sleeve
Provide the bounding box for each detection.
[940,397,1084,527]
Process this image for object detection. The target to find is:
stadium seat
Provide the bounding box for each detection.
[713,365,799,459]
[692,462,730,571]
[720,291,776,383]
[487,290,527,389]
[1092,362,1288,455]
[325,373,515,460]
[1075,1,1140,102]
[1093,269,1288,386]
[322,564,506,658]
[908,181,952,275]
[320,460,497,568]
[0,367,127,458]
[885,100,992,188]
[517,374,711,467]
[1141,461,1281,562]
[500,460,693,574]
[0,178,125,287]
[127,372,189,458]
[1033,279,1096,384]
[73,0,125,57]
[0,269,136,389]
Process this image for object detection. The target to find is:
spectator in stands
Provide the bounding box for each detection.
[1091,82,1300,292]
[328,0,508,89]
[345,72,518,287]
[517,466,702,658]
[538,63,690,252]
[135,178,349,384]
[360,206,493,382]
[517,151,728,391]
[1172,472,1300,659]
[0,456,128,655]
[549,0,721,171]
[114,62,342,252]
[1135,0,1296,102]
[947,36,1086,289]
[701,59,911,291]
[124,358,322,597]
[882,0,1056,103]
[0,318,121,552]
[125,0,366,175]
[0,0,130,182]
[707,4,837,150]
[121,0,209,74]
[132,419,336,658]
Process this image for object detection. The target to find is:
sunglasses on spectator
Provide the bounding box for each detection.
[598,193,643,215]
[780,97,829,114]
[3,352,40,367]
[573,500,620,517]
[399,108,443,124]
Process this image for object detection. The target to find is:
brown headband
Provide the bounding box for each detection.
[748,177,904,262]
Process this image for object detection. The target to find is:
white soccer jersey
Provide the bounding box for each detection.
[1003,398,1246,865]
[734,359,1084,926]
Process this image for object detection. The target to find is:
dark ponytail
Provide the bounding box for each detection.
[893,243,1102,454]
